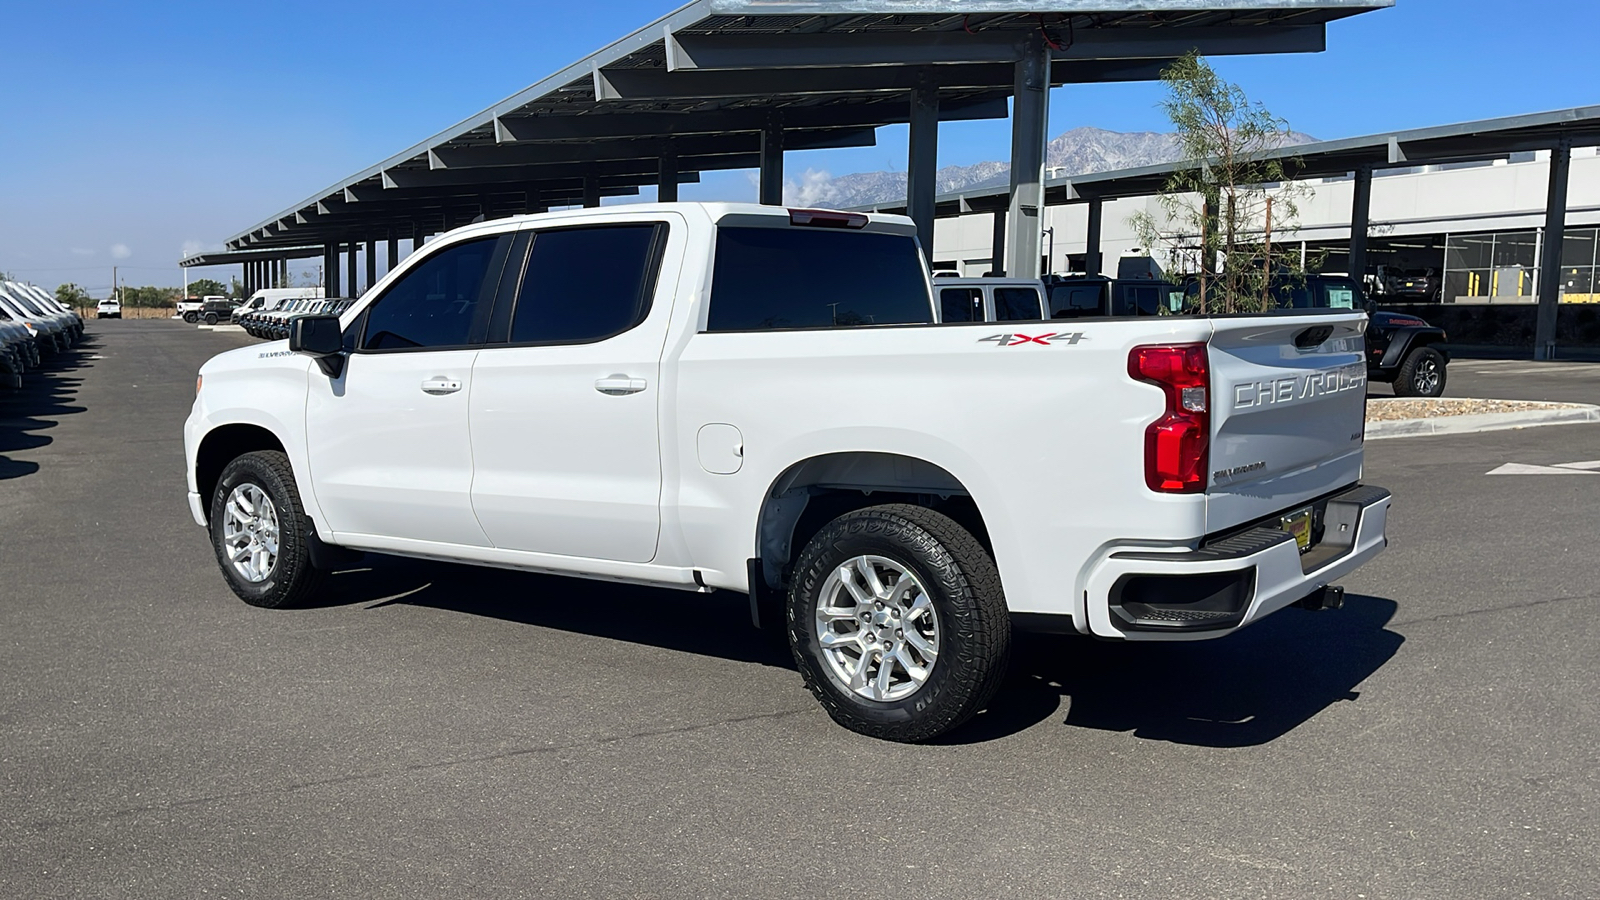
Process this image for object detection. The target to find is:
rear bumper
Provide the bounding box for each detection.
[1082,484,1390,641]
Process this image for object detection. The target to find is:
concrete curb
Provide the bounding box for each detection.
[1366,404,1600,440]
[196,324,245,333]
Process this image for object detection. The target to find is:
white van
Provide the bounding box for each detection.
[233,287,324,323]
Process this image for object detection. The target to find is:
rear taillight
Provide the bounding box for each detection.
[1128,343,1210,494]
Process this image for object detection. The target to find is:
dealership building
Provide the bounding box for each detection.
[913,110,1600,309]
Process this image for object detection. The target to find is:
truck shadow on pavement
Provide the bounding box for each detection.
[321,555,794,667]
[319,557,1402,746]
[949,593,1404,747]
[0,342,94,480]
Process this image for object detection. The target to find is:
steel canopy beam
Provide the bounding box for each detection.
[664,25,1323,71]
[592,59,1174,102]
[428,128,875,170]
[491,96,1007,143]
[379,158,733,192]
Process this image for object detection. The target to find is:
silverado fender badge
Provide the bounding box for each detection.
[978,332,1087,347]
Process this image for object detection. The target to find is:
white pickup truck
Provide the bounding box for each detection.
[185,202,1389,742]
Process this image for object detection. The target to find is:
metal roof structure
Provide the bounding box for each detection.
[199,0,1388,277]
[854,104,1600,217]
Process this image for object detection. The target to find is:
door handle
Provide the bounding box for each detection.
[595,374,647,395]
[421,377,462,395]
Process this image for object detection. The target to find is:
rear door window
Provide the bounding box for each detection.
[1320,280,1358,309]
[508,224,665,344]
[993,287,1042,321]
[707,227,931,331]
[939,288,982,323]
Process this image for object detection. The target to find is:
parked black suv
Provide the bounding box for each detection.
[1173,273,1450,397]
[1263,273,1450,397]
[199,297,239,326]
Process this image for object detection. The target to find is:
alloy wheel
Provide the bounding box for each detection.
[221,482,280,583]
[814,555,941,702]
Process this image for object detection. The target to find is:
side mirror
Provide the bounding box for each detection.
[290,314,345,377]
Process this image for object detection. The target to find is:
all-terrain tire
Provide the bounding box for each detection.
[183,312,199,323]
[208,450,324,609]
[204,312,219,325]
[1393,346,1447,397]
[787,504,1010,743]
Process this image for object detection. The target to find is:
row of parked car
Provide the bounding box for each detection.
[236,297,353,341]
[933,267,1451,397]
[0,281,86,390]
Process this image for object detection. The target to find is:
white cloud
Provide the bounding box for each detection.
[70,247,95,257]
[110,244,132,260]
[782,168,843,208]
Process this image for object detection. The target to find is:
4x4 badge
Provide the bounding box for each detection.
[978,332,1087,347]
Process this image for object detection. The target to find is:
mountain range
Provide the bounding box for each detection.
[784,126,1318,209]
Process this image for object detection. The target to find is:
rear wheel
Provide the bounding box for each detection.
[183,312,199,323]
[208,450,324,609]
[787,504,1010,743]
[204,312,219,325]
[1393,346,1446,397]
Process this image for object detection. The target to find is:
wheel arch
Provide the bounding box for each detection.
[751,451,992,596]
[194,423,287,523]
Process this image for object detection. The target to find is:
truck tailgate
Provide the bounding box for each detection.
[1206,313,1369,533]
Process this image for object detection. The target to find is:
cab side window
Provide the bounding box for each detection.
[994,287,1042,321]
[940,288,982,323]
[360,235,506,350]
[1049,285,1105,318]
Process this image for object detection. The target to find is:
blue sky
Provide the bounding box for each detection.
[1,0,1595,295]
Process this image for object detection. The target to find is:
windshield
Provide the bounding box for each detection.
[3,290,47,316]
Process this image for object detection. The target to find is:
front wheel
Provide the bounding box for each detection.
[787,504,1010,743]
[1393,346,1447,397]
[208,450,324,608]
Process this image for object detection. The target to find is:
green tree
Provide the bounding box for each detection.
[228,276,249,300]
[56,283,91,310]
[121,285,181,308]
[1128,53,1312,314]
[187,277,227,297]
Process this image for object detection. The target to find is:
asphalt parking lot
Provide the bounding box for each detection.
[3,320,1598,899]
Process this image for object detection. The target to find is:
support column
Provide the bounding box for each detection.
[1535,140,1572,360]
[1349,165,1373,294]
[346,242,358,297]
[1005,32,1050,279]
[759,115,784,206]
[906,83,940,260]
[582,172,601,209]
[324,245,340,296]
[366,239,378,291]
[1084,197,1105,277]
[387,233,398,276]
[990,211,1007,276]
[413,221,427,256]
[658,153,680,203]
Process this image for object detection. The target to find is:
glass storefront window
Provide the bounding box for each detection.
[1562,267,1596,298]
[1491,231,1538,269]
[1562,228,1598,270]
[1446,233,1493,270]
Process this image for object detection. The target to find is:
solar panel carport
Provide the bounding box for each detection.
[855,105,1600,359]
[188,0,1388,297]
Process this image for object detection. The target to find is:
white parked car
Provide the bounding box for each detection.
[98,298,122,319]
[185,202,1390,742]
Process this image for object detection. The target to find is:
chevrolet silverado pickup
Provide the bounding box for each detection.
[185,202,1390,742]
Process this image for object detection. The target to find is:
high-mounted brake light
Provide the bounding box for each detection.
[788,208,869,229]
[1128,343,1210,494]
